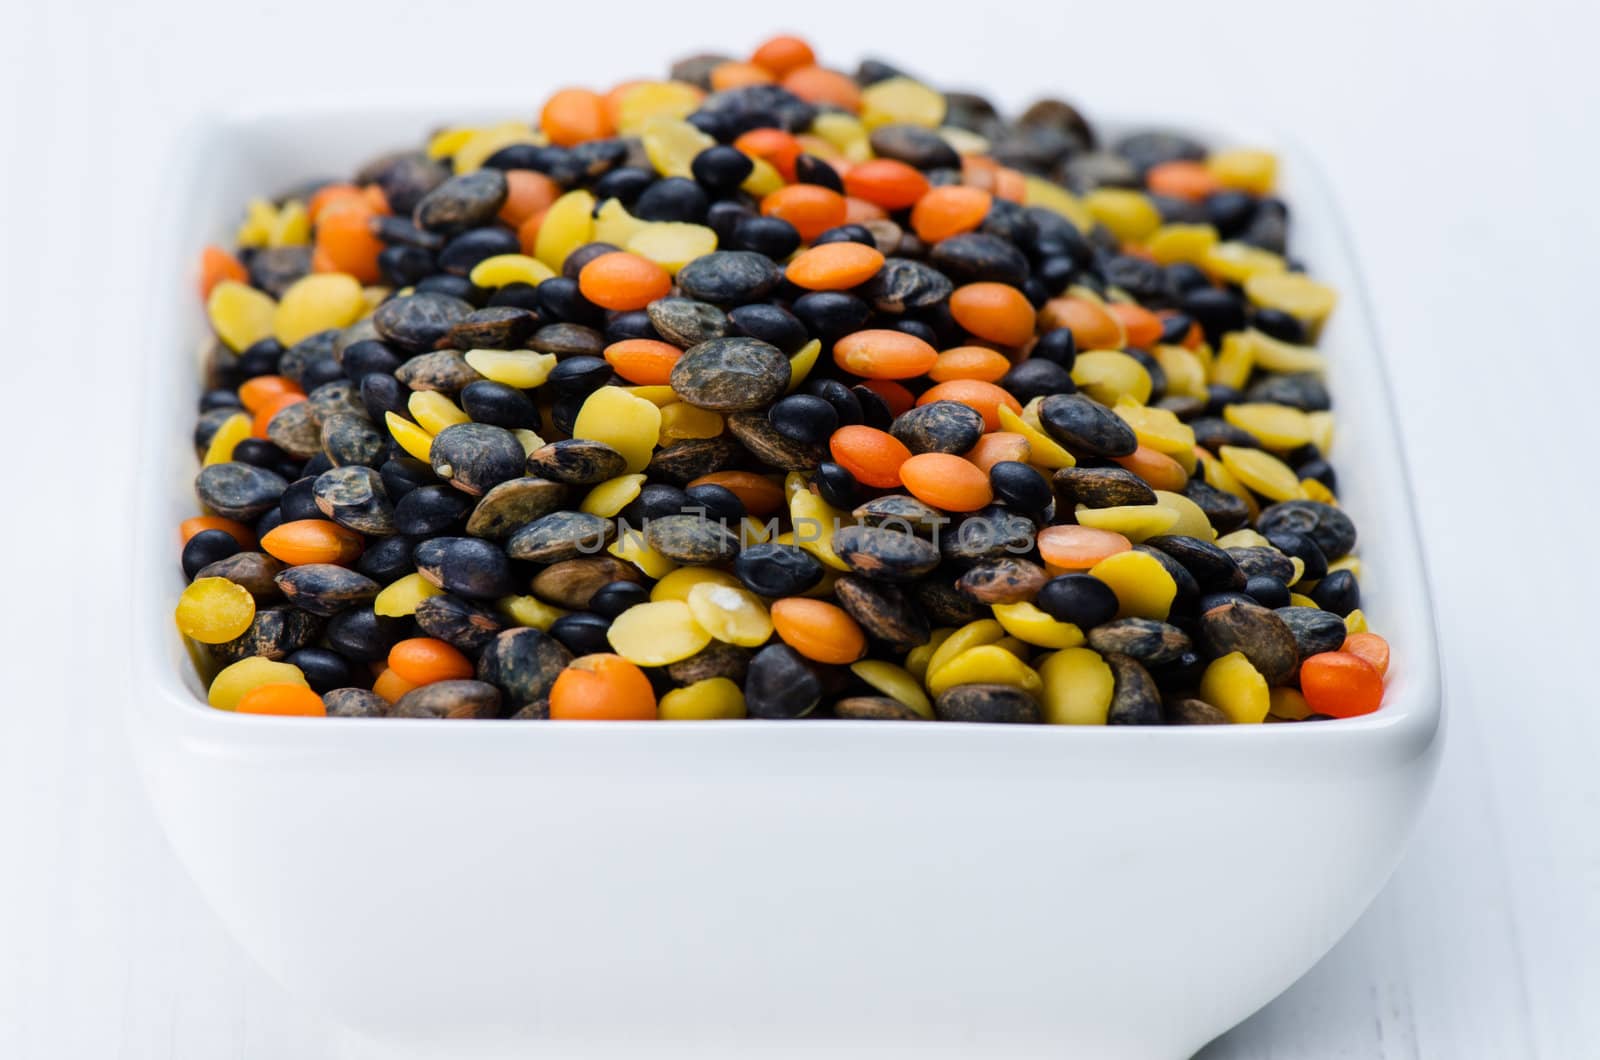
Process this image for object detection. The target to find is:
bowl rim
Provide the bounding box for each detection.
[131,104,1443,758]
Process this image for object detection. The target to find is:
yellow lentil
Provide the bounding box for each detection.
[642,115,715,178]
[1245,272,1339,326]
[849,660,934,719]
[616,81,703,134]
[1202,241,1286,284]
[408,390,470,434]
[860,77,946,129]
[905,628,954,682]
[1088,550,1177,620]
[658,401,725,440]
[1039,647,1114,725]
[1224,403,1313,450]
[608,530,679,579]
[206,280,277,352]
[1199,652,1269,723]
[1071,350,1152,405]
[659,677,747,720]
[1269,686,1312,721]
[1218,445,1307,502]
[924,619,1006,682]
[925,646,1044,699]
[463,349,557,388]
[991,601,1084,649]
[1152,490,1217,540]
[786,339,823,392]
[650,566,742,602]
[202,411,252,466]
[272,273,364,346]
[1083,188,1161,243]
[384,411,434,463]
[626,222,719,274]
[374,572,444,618]
[1074,504,1179,542]
[496,594,570,631]
[1206,148,1277,194]
[996,404,1075,468]
[175,577,257,644]
[606,600,711,665]
[1146,223,1219,266]
[533,189,597,269]
[573,387,662,473]
[579,473,647,517]
[469,254,557,288]
[686,582,774,647]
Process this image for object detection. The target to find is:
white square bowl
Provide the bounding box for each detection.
[129,107,1442,1059]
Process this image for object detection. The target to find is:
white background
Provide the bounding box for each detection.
[2,0,1596,1056]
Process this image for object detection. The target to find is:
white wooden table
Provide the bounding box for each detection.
[3,1,1595,1055]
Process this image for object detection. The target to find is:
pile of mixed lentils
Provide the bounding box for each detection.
[178,34,1392,723]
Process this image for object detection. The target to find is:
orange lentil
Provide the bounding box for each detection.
[388,637,476,685]
[236,684,326,717]
[604,338,683,385]
[770,598,866,664]
[308,183,365,223]
[964,431,1032,473]
[314,209,384,284]
[579,251,673,311]
[363,185,390,215]
[915,379,1022,431]
[260,519,365,566]
[949,282,1037,346]
[550,653,658,720]
[237,375,304,413]
[1145,160,1222,202]
[1036,525,1133,570]
[710,60,776,91]
[688,470,786,517]
[735,127,803,181]
[993,166,1028,203]
[960,155,1002,193]
[899,452,993,512]
[928,345,1012,383]
[909,186,993,243]
[780,65,862,112]
[760,184,849,243]
[843,196,888,224]
[859,378,915,416]
[1341,633,1391,677]
[1106,302,1165,348]
[198,245,248,300]
[540,87,614,147]
[829,425,913,488]
[833,329,938,379]
[179,516,257,550]
[252,391,308,439]
[1299,652,1384,718]
[372,668,419,705]
[843,159,931,210]
[784,241,884,290]
[498,169,561,227]
[1113,446,1189,491]
[1040,296,1125,350]
[750,34,817,77]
